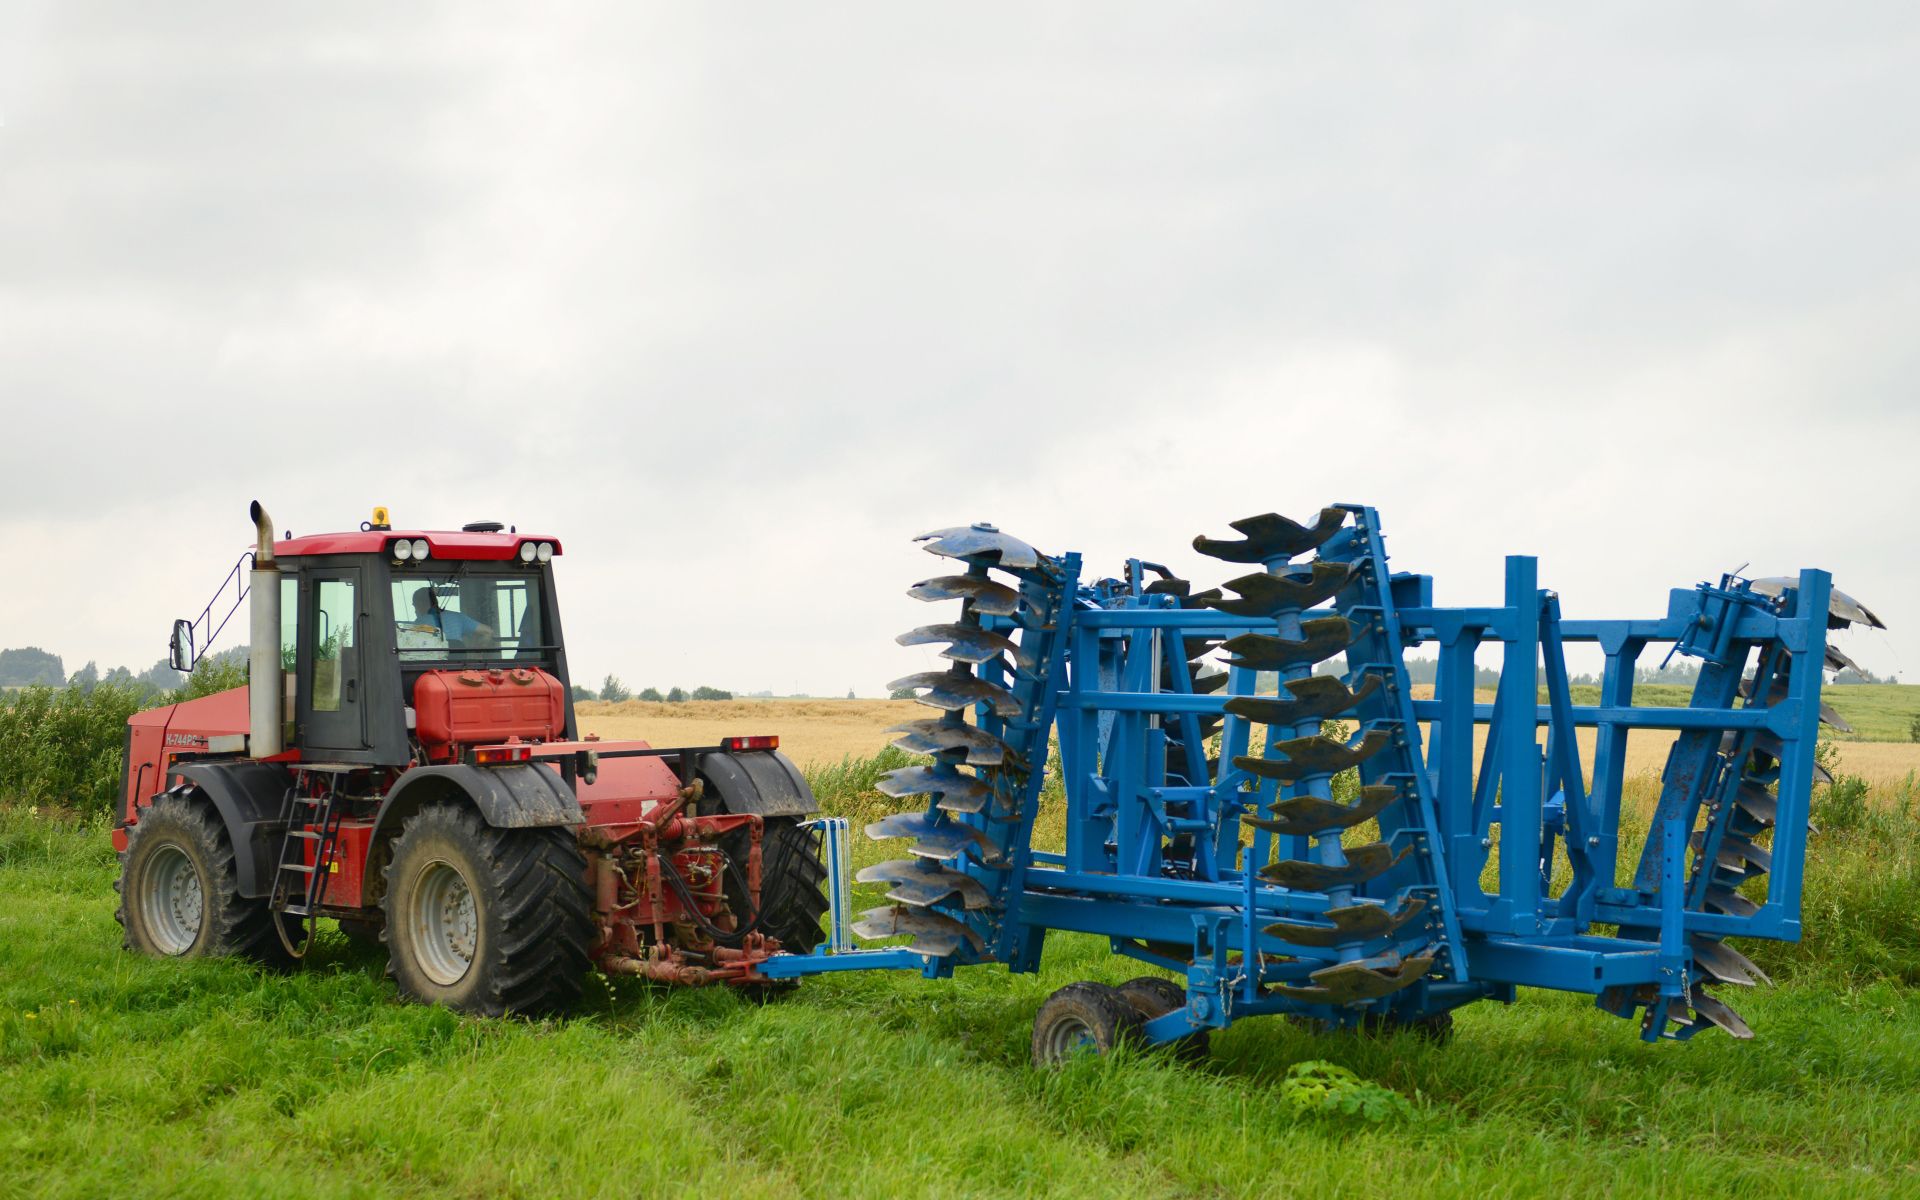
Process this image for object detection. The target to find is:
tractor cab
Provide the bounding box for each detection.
[221,508,575,766]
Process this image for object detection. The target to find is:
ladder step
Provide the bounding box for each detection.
[281,863,317,874]
[281,904,312,917]
[287,830,323,840]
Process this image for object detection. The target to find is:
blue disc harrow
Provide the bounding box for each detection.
[766,505,1881,1063]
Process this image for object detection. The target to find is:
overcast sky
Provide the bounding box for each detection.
[3,4,1915,695]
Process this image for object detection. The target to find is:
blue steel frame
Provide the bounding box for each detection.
[765,507,1835,1046]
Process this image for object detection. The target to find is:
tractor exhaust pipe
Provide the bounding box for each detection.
[248,501,283,758]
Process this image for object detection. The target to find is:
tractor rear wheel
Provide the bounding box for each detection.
[382,805,593,1016]
[116,791,294,969]
[721,817,830,954]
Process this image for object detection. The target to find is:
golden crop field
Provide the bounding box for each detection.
[574,696,1920,786]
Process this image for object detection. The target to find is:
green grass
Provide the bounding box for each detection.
[7,757,1920,1198]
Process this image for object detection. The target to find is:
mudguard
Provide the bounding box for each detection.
[167,760,292,899]
[373,764,585,840]
[697,750,818,819]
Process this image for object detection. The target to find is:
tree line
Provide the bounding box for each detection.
[581,676,733,704]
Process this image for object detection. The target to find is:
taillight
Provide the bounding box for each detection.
[474,744,533,765]
[722,735,779,752]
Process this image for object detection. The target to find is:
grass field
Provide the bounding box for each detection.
[8,731,1920,1198]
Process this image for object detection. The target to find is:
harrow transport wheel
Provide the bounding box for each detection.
[382,805,593,1017]
[1031,982,1144,1067]
[1115,976,1212,1062]
[116,791,293,969]
[721,817,830,955]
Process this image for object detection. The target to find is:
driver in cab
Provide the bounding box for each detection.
[403,587,495,648]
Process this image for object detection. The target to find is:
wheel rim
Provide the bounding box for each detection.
[142,844,204,955]
[1040,1013,1097,1061]
[409,858,478,986]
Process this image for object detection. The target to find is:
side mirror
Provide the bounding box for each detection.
[168,619,196,673]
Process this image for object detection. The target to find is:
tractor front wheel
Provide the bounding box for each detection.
[382,805,593,1016]
[116,790,293,969]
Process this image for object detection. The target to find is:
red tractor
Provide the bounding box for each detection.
[113,503,829,1013]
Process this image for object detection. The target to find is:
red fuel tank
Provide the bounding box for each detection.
[414,667,565,751]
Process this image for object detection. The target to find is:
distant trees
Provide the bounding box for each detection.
[0,647,64,687]
[569,684,594,702]
[666,686,686,703]
[599,675,631,703]
[638,687,663,702]
[690,686,733,701]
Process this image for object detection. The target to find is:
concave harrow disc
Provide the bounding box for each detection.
[907,574,1021,615]
[886,669,1020,716]
[888,719,1021,766]
[1192,509,1347,563]
[1260,842,1411,890]
[876,765,1002,816]
[1245,784,1398,838]
[1221,617,1355,670]
[1226,674,1381,727]
[1196,563,1358,618]
[865,812,1004,865]
[1234,730,1389,782]
[1264,898,1427,948]
[896,623,1019,664]
[856,859,993,910]
[915,524,1043,570]
[1272,950,1435,1005]
[852,905,984,958]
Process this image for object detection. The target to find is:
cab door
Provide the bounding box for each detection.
[299,569,368,757]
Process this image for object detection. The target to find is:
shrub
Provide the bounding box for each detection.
[666,687,686,703]
[690,686,733,701]
[599,675,631,703]
[1280,1061,1416,1123]
[638,687,663,702]
[1908,713,1920,744]
[0,684,146,816]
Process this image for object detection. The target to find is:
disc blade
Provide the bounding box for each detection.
[1225,674,1381,727]
[907,574,1020,615]
[885,669,1020,716]
[896,623,1018,664]
[1200,563,1359,618]
[1263,898,1427,948]
[864,812,1002,864]
[851,905,985,957]
[1221,617,1356,671]
[1259,842,1411,890]
[1733,780,1777,827]
[856,859,993,909]
[886,718,1019,766]
[1246,784,1397,837]
[1192,508,1347,563]
[1233,730,1389,782]
[1272,951,1435,1005]
[1703,886,1760,918]
[1747,577,1886,630]
[875,766,998,814]
[1691,937,1771,987]
[914,524,1042,570]
[1688,984,1754,1039]
[1825,643,1863,675]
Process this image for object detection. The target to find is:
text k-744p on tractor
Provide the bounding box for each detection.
[115,503,829,1011]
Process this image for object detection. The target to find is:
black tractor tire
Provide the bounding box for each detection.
[381,805,593,1017]
[1031,982,1144,1067]
[116,791,294,970]
[1115,975,1212,1061]
[720,817,830,955]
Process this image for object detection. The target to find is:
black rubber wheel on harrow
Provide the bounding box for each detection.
[381,805,593,1017]
[1031,982,1145,1067]
[1115,976,1212,1062]
[720,817,830,955]
[116,790,294,970]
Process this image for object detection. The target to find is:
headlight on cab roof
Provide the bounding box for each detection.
[412,538,429,560]
[536,542,553,563]
[518,541,538,563]
[392,538,414,561]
